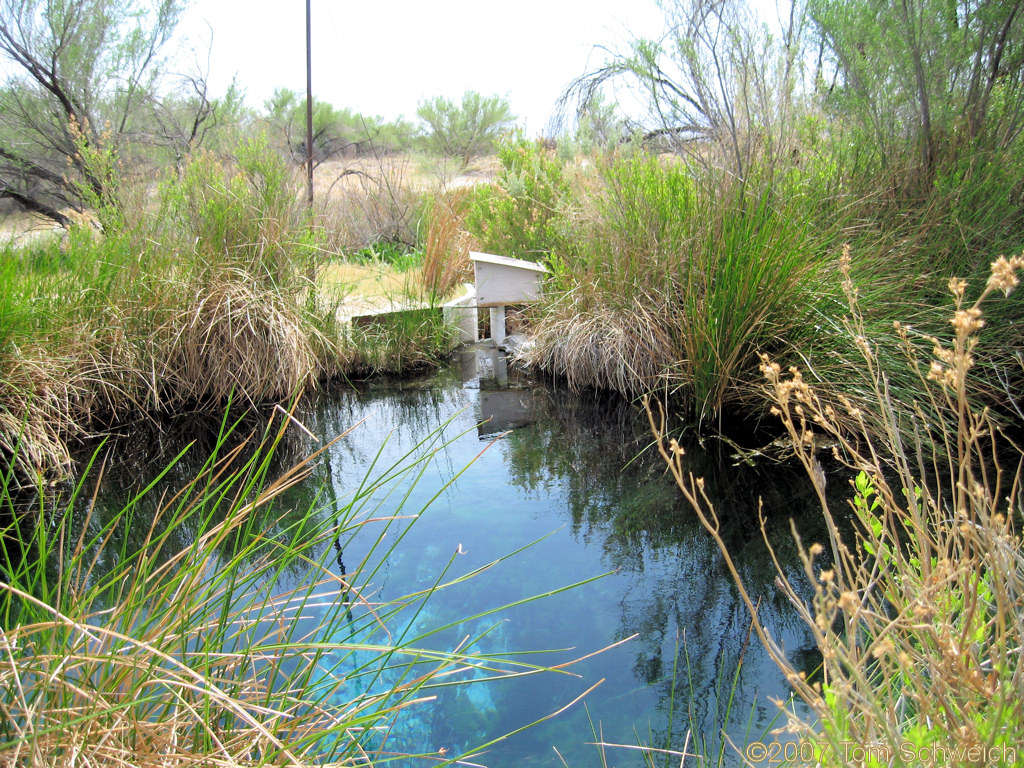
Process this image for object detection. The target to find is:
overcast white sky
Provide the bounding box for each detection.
[179,0,668,134]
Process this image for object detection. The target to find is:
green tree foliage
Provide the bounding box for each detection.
[810,0,1024,180]
[0,0,221,228]
[807,0,1024,269]
[416,90,516,170]
[262,88,415,167]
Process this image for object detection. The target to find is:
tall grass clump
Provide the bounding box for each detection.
[149,141,335,402]
[0,137,359,483]
[650,251,1024,763]
[422,189,472,302]
[521,153,834,425]
[155,136,320,289]
[0,410,598,766]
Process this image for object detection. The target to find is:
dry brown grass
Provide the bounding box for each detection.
[313,156,423,253]
[422,189,473,301]
[518,289,678,395]
[154,277,323,408]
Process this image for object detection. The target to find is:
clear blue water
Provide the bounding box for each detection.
[77,348,829,767]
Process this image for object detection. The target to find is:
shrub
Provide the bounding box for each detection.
[650,251,1024,763]
[156,137,319,289]
[314,155,424,254]
[416,91,516,171]
[463,137,572,262]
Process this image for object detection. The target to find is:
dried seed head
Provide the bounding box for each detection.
[871,638,895,659]
[839,244,856,297]
[951,307,985,336]
[913,602,933,620]
[932,345,954,365]
[839,243,852,273]
[987,254,1024,297]
[927,361,946,382]
[948,277,968,300]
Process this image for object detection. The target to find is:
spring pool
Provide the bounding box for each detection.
[81,347,827,766]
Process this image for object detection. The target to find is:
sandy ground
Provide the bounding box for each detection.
[318,261,432,320]
[311,154,499,197]
[0,210,65,247]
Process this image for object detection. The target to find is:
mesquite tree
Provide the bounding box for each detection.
[810,0,1024,181]
[556,0,811,179]
[417,91,516,171]
[0,0,211,228]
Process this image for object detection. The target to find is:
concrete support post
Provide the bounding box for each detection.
[490,305,506,348]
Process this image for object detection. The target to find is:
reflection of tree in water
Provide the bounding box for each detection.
[501,384,834,748]
[297,367,472,488]
[43,361,847,758]
[23,405,332,597]
[41,369,466,590]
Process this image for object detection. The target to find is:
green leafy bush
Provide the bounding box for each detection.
[463,137,571,262]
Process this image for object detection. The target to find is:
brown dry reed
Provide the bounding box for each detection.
[155,278,321,407]
[648,249,1024,764]
[421,188,473,302]
[517,291,677,395]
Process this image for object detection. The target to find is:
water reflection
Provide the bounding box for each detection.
[287,349,828,765]
[47,350,836,766]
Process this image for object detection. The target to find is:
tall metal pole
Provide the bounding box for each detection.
[305,0,314,209]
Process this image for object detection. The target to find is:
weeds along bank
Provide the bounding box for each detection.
[0,139,455,490]
[457,136,1024,762]
[4,130,1023,484]
[462,138,1024,431]
[650,255,1024,765]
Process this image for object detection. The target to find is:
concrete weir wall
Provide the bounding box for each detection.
[442,283,478,345]
[348,252,545,349]
[470,252,547,347]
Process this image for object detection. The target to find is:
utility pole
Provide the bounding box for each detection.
[305,0,314,209]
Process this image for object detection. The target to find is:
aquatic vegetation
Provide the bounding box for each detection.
[0,405,605,766]
[517,154,833,425]
[0,139,453,487]
[463,123,1024,435]
[651,253,1024,764]
[343,307,457,378]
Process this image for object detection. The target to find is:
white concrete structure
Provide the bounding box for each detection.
[442,283,478,344]
[470,251,547,346]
